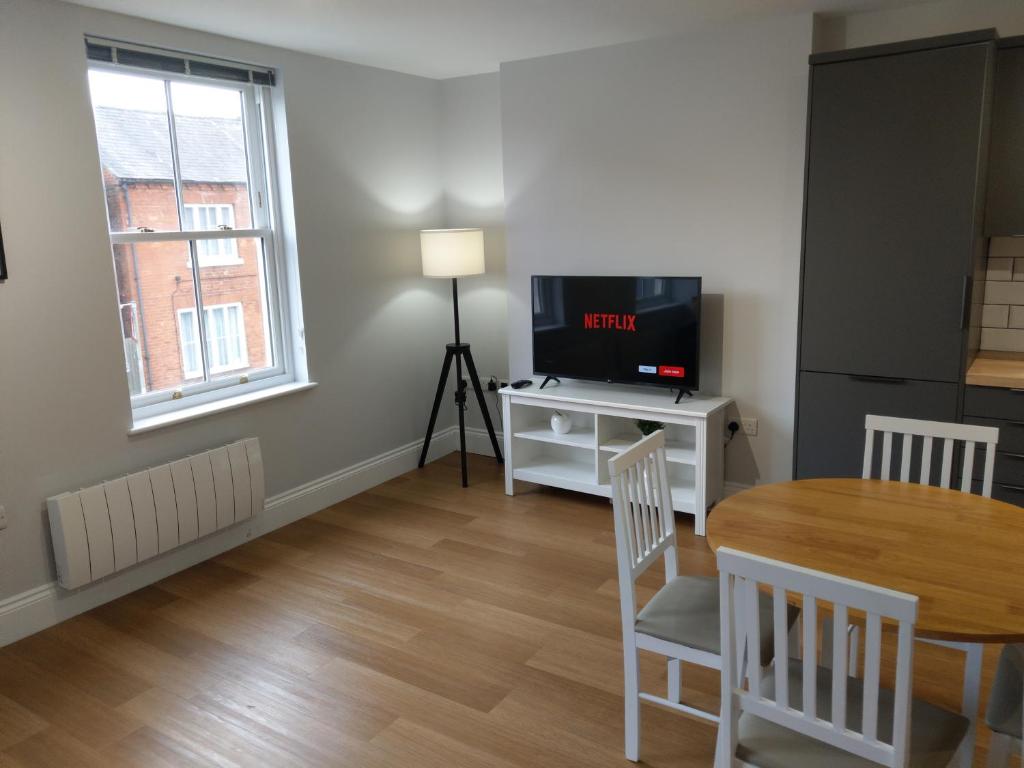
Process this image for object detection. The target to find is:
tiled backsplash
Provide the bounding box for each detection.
[982,237,1024,352]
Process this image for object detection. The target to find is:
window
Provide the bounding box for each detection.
[87,40,296,422]
[179,303,248,378]
[183,205,240,265]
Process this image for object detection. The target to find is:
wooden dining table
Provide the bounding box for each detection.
[706,477,1024,767]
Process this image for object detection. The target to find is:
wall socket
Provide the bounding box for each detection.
[0,504,7,530]
[741,417,758,436]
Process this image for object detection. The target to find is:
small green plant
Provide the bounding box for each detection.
[635,419,665,436]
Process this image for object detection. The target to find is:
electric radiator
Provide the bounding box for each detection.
[47,437,264,589]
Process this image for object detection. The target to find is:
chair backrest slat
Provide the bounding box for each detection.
[831,604,849,731]
[891,622,916,765]
[717,548,919,768]
[862,612,882,742]
[863,415,999,498]
[940,438,954,489]
[863,428,876,478]
[743,577,762,699]
[919,435,933,485]
[772,587,789,709]
[641,455,656,547]
[881,431,893,480]
[898,435,912,483]
[802,595,817,719]
[960,440,975,493]
[982,442,996,498]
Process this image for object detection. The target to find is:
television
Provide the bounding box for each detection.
[532,275,701,391]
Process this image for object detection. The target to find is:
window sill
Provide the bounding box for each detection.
[129,380,317,435]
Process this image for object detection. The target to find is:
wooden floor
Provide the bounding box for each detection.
[0,453,1012,766]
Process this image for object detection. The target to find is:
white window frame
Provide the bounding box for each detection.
[178,302,249,378]
[90,61,295,421]
[183,204,242,267]
[119,301,146,395]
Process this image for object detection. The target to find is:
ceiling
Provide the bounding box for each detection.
[67,0,931,79]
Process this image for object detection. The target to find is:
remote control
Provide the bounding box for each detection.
[510,379,533,389]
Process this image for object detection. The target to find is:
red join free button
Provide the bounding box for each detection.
[658,366,686,378]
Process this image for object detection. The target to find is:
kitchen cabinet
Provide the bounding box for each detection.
[795,31,995,478]
[985,37,1024,236]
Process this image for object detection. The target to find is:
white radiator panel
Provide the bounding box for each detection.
[127,470,158,562]
[47,438,264,590]
[103,477,137,571]
[151,465,178,554]
[171,459,199,545]
[191,454,217,538]
[211,447,234,531]
[246,439,265,518]
[79,486,115,580]
[48,494,91,589]
[228,442,252,521]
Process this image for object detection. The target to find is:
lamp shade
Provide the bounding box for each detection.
[420,228,485,278]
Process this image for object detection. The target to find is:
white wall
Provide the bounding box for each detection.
[815,0,1024,52]
[439,73,508,435]
[500,14,814,486]
[0,0,454,601]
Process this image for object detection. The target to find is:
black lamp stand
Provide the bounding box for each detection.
[418,277,503,487]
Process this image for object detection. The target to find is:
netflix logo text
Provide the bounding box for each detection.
[582,312,637,331]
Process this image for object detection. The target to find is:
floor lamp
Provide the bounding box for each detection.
[417,228,503,487]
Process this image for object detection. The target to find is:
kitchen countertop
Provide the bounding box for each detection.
[966,351,1024,389]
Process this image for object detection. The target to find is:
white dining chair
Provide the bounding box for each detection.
[715,546,970,768]
[862,414,999,496]
[985,643,1023,767]
[853,414,1000,768]
[827,415,1000,678]
[609,431,796,762]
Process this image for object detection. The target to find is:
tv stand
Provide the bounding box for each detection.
[540,375,561,389]
[500,378,732,536]
[674,387,693,404]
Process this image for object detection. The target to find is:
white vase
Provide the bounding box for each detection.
[550,411,572,435]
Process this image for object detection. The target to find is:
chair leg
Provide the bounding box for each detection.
[624,645,641,761]
[668,658,682,703]
[985,733,1012,768]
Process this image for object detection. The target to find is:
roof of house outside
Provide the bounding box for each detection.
[93,106,248,184]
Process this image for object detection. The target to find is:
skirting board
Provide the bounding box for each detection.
[0,425,503,648]
[723,481,752,498]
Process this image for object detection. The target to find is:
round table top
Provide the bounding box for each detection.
[706,478,1024,643]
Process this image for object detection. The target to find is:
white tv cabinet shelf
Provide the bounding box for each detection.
[500,378,732,536]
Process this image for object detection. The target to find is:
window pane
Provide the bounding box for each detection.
[196,237,273,378]
[185,205,239,266]
[172,81,253,230]
[111,241,203,394]
[178,309,201,379]
[89,70,182,233]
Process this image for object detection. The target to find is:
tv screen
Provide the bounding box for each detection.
[532,275,701,390]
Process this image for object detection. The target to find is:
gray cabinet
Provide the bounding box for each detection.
[963,385,1024,503]
[985,38,1024,236]
[796,372,960,479]
[799,39,992,383]
[794,32,995,479]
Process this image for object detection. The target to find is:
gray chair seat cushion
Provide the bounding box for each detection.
[736,659,968,768]
[634,575,797,667]
[986,643,1024,739]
